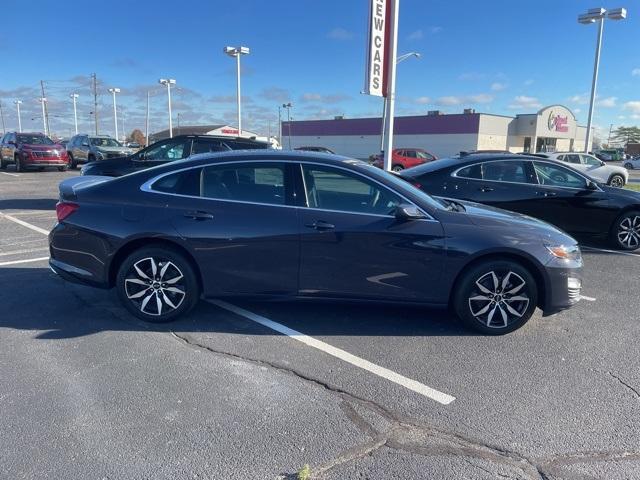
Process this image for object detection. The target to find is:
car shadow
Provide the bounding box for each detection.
[0,198,58,211]
[0,266,474,340]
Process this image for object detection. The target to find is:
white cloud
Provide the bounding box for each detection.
[574,108,581,114]
[429,26,443,34]
[435,94,493,106]
[524,79,534,86]
[407,29,423,40]
[326,28,354,40]
[414,96,430,104]
[568,94,589,104]
[508,95,542,109]
[618,115,626,120]
[468,93,494,103]
[596,96,617,108]
[490,82,507,91]
[632,68,640,77]
[458,72,486,81]
[632,114,640,120]
[623,101,640,114]
[436,96,462,106]
[300,93,350,104]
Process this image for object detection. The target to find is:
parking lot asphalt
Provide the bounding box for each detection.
[1,167,640,479]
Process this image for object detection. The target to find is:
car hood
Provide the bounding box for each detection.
[440,196,576,243]
[600,184,640,201]
[95,146,132,154]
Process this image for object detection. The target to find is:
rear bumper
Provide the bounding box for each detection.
[49,258,108,288]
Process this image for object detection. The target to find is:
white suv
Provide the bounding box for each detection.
[543,152,628,187]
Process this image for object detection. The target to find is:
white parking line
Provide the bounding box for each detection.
[0,212,49,235]
[0,247,48,257]
[208,299,456,405]
[0,172,20,177]
[581,246,640,258]
[0,256,49,267]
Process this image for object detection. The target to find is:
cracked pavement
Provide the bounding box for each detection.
[1,170,640,479]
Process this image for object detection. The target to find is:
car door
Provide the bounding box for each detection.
[132,137,193,171]
[76,135,90,162]
[153,160,300,296]
[4,133,16,162]
[528,160,611,235]
[580,154,609,183]
[296,162,446,302]
[0,134,7,162]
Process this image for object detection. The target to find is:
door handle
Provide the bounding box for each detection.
[184,210,214,220]
[536,191,557,197]
[478,186,494,192]
[305,220,335,231]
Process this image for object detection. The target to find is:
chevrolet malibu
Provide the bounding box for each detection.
[49,151,583,334]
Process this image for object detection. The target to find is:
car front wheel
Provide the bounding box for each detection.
[116,247,199,322]
[392,165,404,172]
[624,162,633,170]
[608,174,625,187]
[611,211,640,250]
[454,260,538,335]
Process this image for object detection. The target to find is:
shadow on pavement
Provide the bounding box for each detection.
[0,266,472,340]
[0,198,58,211]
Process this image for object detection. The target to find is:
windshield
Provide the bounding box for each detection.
[416,151,431,159]
[90,137,122,147]
[17,135,54,145]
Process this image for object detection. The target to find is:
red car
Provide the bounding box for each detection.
[0,132,69,172]
[372,148,437,172]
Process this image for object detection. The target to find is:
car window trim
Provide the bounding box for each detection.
[531,160,604,191]
[451,159,536,185]
[141,159,436,221]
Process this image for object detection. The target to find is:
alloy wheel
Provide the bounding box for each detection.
[468,270,530,328]
[617,215,640,249]
[610,175,624,188]
[124,257,186,316]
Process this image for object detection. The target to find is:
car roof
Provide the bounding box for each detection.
[399,153,545,177]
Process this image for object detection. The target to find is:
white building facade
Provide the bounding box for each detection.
[282,105,590,159]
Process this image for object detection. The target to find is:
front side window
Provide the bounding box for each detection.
[201,163,285,205]
[140,139,190,161]
[416,151,434,160]
[302,165,402,216]
[481,160,530,183]
[90,137,122,147]
[533,162,587,188]
[581,155,601,166]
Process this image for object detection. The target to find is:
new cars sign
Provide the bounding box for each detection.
[364,0,390,97]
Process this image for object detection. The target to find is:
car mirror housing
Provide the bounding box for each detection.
[395,203,426,220]
[586,180,599,190]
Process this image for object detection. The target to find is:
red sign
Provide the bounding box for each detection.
[220,128,239,135]
[547,111,569,133]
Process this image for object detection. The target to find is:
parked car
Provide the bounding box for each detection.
[0,132,69,172]
[80,134,271,176]
[596,149,623,162]
[51,150,583,335]
[126,142,141,149]
[541,152,628,187]
[371,148,437,172]
[623,156,640,170]
[66,134,134,169]
[400,154,640,250]
[294,146,335,154]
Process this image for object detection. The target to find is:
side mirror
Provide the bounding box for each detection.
[586,180,598,190]
[395,203,426,220]
[82,142,89,147]
[600,161,606,166]
[8,140,16,145]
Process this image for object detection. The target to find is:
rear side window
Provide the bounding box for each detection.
[564,154,581,164]
[201,163,285,205]
[151,168,201,196]
[455,164,482,179]
[481,160,530,183]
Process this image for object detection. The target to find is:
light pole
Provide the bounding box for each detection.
[578,7,626,153]
[223,46,250,135]
[159,78,176,138]
[39,97,48,135]
[282,102,292,149]
[14,100,22,133]
[70,93,79,135]
[177,112,182,136]
[380,52,421,154]
[277,105,282,147]
[108,88,121,140]
[0,101,5,134]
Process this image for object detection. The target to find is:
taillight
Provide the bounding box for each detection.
[56,202,79,222]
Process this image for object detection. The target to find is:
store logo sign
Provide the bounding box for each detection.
[547,111,569,133]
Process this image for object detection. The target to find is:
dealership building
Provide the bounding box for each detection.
[281,104,591,159]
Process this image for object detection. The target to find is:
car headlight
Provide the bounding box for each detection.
[546,244,582,261]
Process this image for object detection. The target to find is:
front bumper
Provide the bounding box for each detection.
[541,259,583,316]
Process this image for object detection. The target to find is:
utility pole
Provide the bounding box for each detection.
[0,101,5,134]
[40,81,51,137]
[92,73,99,135]
[607,123,613,146]
[70,94,79,135]
[277,106,282,146]
[145,90,150,146]
[39,97,48,136]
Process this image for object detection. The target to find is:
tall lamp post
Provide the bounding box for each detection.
[159,78,176,138]
[282,102,292,149]
[578,7,626,153]
[223,46,250,135]
[70,93,79,134]
[39,97,48,136]
[14,100,23,133]
[108,88,121,140]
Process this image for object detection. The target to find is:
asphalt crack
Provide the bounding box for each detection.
[608,371,640,399]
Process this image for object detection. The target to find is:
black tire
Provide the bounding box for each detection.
[14,155,22,172]
[608,174,625,188]
[58,165,68,172]
[116,246,199,322]
[610,210,640,251]
[88,154,95,163]
[392,164,404,172]
[68,152,77,169]
[0,157,5,169]
[624,163,633,170]
[453,260,538,335]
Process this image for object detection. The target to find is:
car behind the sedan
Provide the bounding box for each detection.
[50,151,582,335]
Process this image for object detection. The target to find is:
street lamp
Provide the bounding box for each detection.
[159,78,176,138]
[282,102,293,149]
[70,93,79,135]
[108,88,121,140]
[177,112,183,136]
[578,7,626,152]
[380,52,421,155]
[39,97,48,136]
[14,100,22,133]
[224,46,250,135]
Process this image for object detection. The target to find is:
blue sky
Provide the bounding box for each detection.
[0,0,638,139]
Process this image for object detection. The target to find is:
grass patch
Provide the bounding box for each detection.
[297,464,311,480]
[624,183,640,192]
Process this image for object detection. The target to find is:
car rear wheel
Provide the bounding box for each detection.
[608,174,625,187]
[611,210,640,250]
[453,260,538,335]
[116,247,199,322]
[624,162,633,169]
[0,157,5,169]
[58,165,67,172]
[14,155,22,172]
[68,152,77,169]
[88,154,95,163]
[392,165,404,172]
